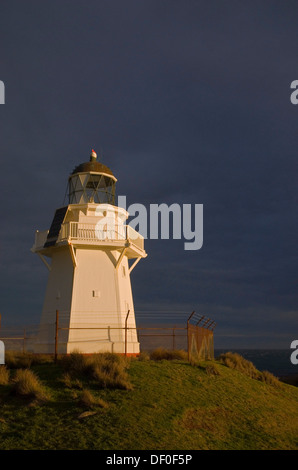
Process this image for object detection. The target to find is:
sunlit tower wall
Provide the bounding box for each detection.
[31,150,147,354]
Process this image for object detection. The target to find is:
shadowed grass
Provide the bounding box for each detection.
[11,369,49,402]
[0,366,9,385]
[205,363,221,376]
[60,372,83,390]
[5,351,54,369]
[78,389,109,409]
[59,351,132,390]
[137,351,150,362]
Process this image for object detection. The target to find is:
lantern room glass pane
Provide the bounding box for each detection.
[68,173,116,204]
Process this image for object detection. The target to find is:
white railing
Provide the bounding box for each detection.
[60,222,144,251]
[33,223,144,252]
[126,224,144,251]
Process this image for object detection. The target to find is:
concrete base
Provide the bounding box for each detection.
[32,340,140,355]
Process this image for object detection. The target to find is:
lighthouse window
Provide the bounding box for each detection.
[122,266,126,277]
[86,175,101,189]
[68,173,116,205]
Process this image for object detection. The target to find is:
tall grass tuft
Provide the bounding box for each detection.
[205,364,221,376]
[79,389,109,409]
[137,351,150,362]
[61,372,83,390]
[91,354,132,390]
[218,352,260,379]
[4,351,54,369]
[60,351,132,390]
[60,351,89,375]
[150,348,188,361]
[259,370,281,388]
[218,353,282,387]
[5,351,32,369]
[11,369,49,402]
[0,366,9,385]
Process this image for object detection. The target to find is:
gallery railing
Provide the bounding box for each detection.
[33,223,144,251]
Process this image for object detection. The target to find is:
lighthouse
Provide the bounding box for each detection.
[31,150,147,354]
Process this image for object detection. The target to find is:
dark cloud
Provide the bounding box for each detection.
[0,1,297,347]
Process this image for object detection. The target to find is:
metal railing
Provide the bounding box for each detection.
[33,223,144,251]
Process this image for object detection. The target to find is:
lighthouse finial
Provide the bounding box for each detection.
[90,149,97,162]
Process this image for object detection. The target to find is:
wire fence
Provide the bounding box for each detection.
[0,311,216,362]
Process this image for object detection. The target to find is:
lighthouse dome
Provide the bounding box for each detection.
[68,150,117,205]
[71,160,115,178]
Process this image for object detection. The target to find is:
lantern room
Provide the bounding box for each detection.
[68,149,117,205]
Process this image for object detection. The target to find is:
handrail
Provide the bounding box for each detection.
[33,223,144,251]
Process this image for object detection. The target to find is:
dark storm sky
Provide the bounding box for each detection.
[0,1,297,347]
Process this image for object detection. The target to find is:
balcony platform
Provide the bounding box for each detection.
[31,223,147,260]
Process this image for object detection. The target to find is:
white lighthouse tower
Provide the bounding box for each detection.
[31,150,147,354]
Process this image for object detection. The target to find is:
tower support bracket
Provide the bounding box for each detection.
[115,247,127,271]
[38,253,51,271]
[129,257,142,274]
[68,243,77,268]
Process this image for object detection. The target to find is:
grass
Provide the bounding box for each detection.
[11,369,49,402]
[137,351,150,361]
[60,351,132,390]
[259,370,281,388]
[0,366,9,385]
[150,347,188,361]
[78,389,109,409]
[61,373,83,390]
[218,352,282,387]
[5,351,54,369]
[204,363,221,376]
[0,351,297,449]
[218,352,260,379]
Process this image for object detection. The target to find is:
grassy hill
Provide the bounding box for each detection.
[0,351,297,450]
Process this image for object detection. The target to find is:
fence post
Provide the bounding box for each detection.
[125,310,130,357]
[55,310,59,363]
[187,311,195,362]
[172,326,176,350]
[23,327,26,354]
